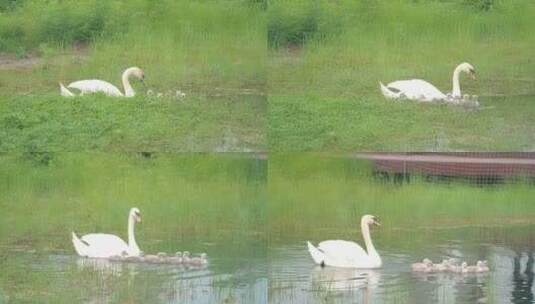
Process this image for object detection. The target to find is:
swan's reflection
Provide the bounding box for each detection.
[310,266,381,291]
[76,257,126,277]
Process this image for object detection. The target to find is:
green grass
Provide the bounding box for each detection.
[0,1,266,152]
[0,94,266,152]
[268,154,535,246]
[0,153,267,250]
[269,94,535,151]
[0,154,267,303]
[268,0,535,151]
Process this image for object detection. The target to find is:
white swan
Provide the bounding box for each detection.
[380,62,476,102]
[60,67,145,97]
[72,207,142,258]
[307,215,382,268]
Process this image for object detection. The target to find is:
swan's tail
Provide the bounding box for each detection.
[72,232,87,256]
[379,82,401,99]
[60,83,75,97]
[307,241,325,265]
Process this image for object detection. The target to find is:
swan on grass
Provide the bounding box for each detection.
[307,215,382,268]
[380,63,476,102]
[72,207,141,258]
[60,67,145,97]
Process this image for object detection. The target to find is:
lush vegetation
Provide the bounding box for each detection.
[0,0,266,152]
[0,153,267,250]
[0,94,266,152]
[268,154,535,245]
[0,154,266,303]
[268,0,535,151]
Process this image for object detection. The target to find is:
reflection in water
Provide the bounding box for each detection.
[512,251,534,304]
[310,267,380,304]
[310,266,380,291]
[269,234,535,304]
[76,257,125,276]
[0,252,266,304]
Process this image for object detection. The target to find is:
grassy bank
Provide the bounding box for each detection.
[269,95,535,151]
[0,1,266,152]
[268,0,535,151]
[0,153,267,250]
[0,94,266,152]
[268,154,535,246]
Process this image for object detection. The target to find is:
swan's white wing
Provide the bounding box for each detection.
[386,79,446,101]
[317,240,378,268]
[68,80,123,97]
[79,233,129,258]
[318,240,368,259]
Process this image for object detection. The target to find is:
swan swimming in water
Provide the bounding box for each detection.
[380,63,476,102]
[72,207,142,258]
[60,67,145,97]
[307,215,382,268]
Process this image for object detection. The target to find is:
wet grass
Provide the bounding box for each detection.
[268,0,535,151]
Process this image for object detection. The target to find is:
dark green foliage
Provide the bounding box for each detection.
[0,0,23,12]
[0,1,129,52]
[464,0,494,11]
[267,1,342,48]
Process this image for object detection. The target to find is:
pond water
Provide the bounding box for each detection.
[267,155,535,304]
[269,225,535,304]
[0,240,267,303]
[0,153,267,303]
[1,154,534,303]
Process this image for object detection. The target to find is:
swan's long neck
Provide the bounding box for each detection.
[127,214,140,255]
[361,221,379,261]
[122,69,135,97]
[452,65,463,98]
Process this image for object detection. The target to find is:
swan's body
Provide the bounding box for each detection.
[72,208,141,258]
[307,215,382,268]
[60,67,144,97]
[380,63,476,102]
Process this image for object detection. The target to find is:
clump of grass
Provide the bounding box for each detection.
[267,0,343,48]
[0,0,129,53]
[0,94,266,152]
[464,0,495,11]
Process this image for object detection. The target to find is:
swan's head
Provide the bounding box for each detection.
[461,262,468,268]
[130,207,141,223]
[126,67,145,82]
[362,214,381,227]
[458,62,476,79]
